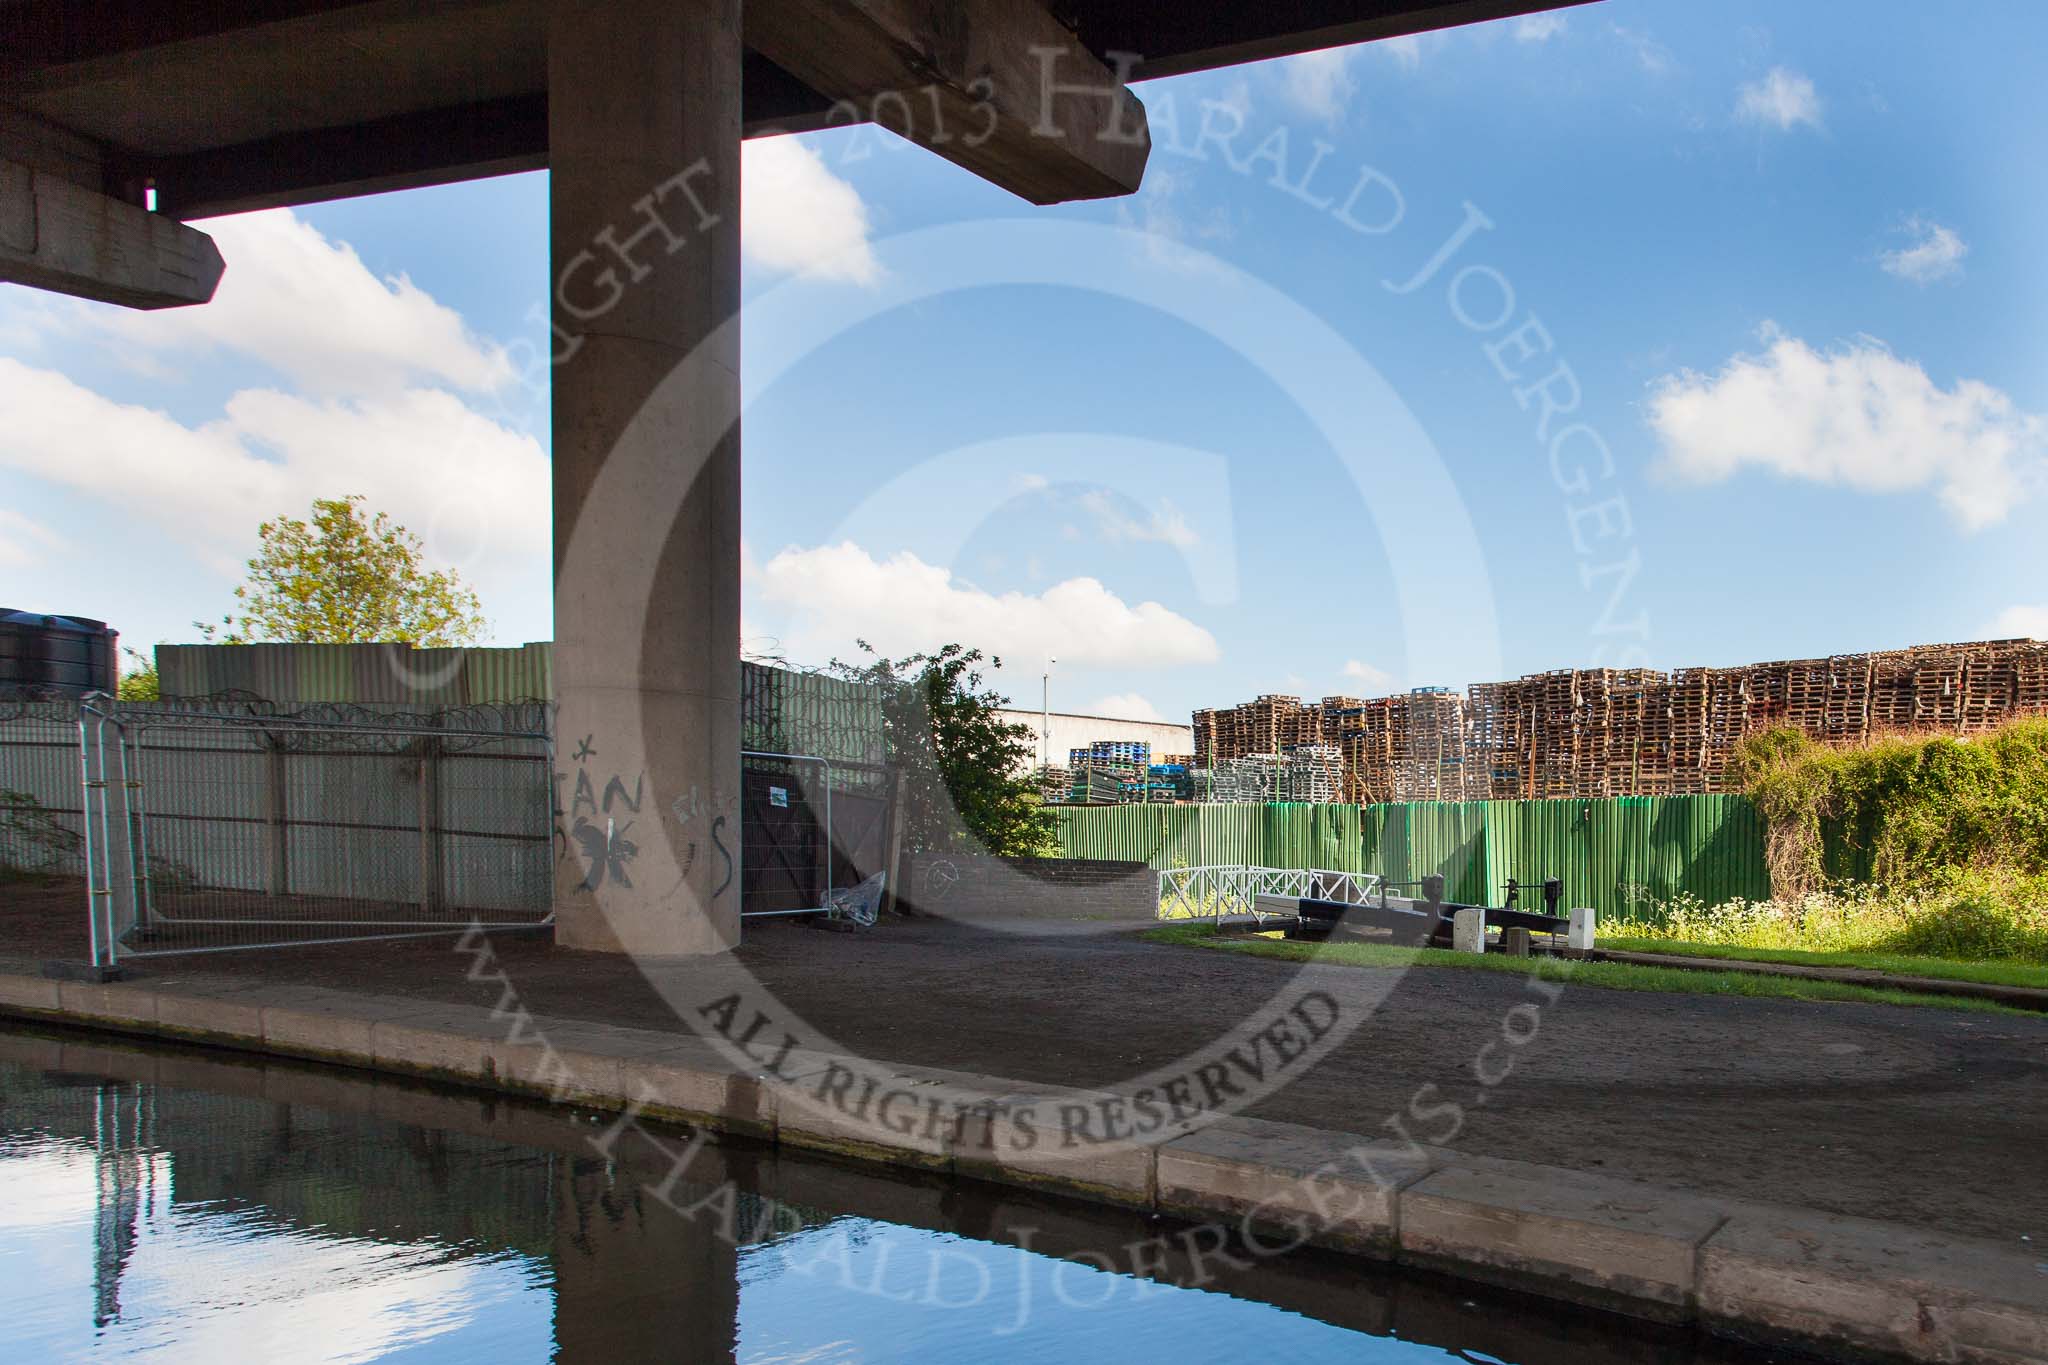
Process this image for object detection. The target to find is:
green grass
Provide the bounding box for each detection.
[1594,937,2048,990]
[1140,923,2032,1016]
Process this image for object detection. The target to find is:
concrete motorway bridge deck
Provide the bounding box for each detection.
[8,888,2044,1248]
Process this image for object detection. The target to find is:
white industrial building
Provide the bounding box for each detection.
[993,708,1194,776]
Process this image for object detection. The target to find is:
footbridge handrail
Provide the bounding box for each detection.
[1156,864,1384,923]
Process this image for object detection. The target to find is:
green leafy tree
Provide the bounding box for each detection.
[832,642,1057,857]
[198,495,486,645]
[116,647,159,701]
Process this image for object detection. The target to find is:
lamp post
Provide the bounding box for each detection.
[1042,656,1056,770]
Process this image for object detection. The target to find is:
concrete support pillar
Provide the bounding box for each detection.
[549,0,743,955]
[1452,907,1486,955]
[1568,906,1597,953]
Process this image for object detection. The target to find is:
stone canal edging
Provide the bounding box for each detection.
[0,965,2042,1365]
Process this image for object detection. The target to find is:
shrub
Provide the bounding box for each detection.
[1708,715,2048,962]
[1734,717,2048,899]
[1609,869,2048,964]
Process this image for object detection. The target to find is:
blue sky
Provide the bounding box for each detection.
[4,0,2045,726]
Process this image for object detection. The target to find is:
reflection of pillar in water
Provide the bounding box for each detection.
[551,1155,739,1363]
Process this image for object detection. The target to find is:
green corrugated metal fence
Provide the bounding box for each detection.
[158,643,886,767]
[1055,794,1770,919]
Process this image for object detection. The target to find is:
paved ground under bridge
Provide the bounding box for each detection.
[6,881,2043,1245]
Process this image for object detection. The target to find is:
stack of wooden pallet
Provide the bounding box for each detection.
[1868,651,1921,734]
[1466,680,1529,800]
[2017,644,2048,717]
[1212,753,1285,803]
[1281,698,1325,750]
[1594,669,1663,796]
[1285,744,1344,802]
[1631,671,1677,795]
[1701,666,1755,793]
[1404,689,1474,801]
[1666,667,1711,795]
[1193,694,1331,765]
[1335,698,1392,803]
[1524,671,1578,800]
[1321,691,1473,803]
[1068,739,1152,770]
[1915,649,1968,732]
[1960,647,2018,734]
[1767,656,1826,736]
[1193,636,2048,806]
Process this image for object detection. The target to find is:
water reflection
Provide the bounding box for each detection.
[0,1030,1779,1364]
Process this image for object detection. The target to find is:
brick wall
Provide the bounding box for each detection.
[897,854,1156,922]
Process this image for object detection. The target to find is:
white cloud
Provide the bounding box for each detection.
[1881,218,1968,284]
[1611,25,1672,76]
[1647,325,2044,529]
[741,136,881,285]
[1986,605,2048,640]
[1737,66,1822,131]
[1085,692,1167,722]
[0,507,68,568]
[1381,35,1424,70]
[1277,47,1358,121]
[71,209,516,396]
[0,206,566,640]
[1078,491,1198,549]
[1515,13,1567,43]
[753,541,1218,669]
[1342,659,1399,693]
[0,357,548,584]
[59,142,878,410]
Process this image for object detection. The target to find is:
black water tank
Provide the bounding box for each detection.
[0,610,119,697]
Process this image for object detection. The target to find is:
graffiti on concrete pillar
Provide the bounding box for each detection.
[665,786,703,886]
[572,814,637,891]
[563,738,642,891]
[710,815,733,899]
[551,769,569,865]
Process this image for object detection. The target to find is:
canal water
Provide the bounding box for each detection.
[0,1026,1794,1363]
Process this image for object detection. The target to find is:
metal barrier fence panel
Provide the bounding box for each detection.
[737,751,893,919]
[77,700,552,963]
[741,754,830,918]
[0,701,89,880]
[8,699,908,959]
